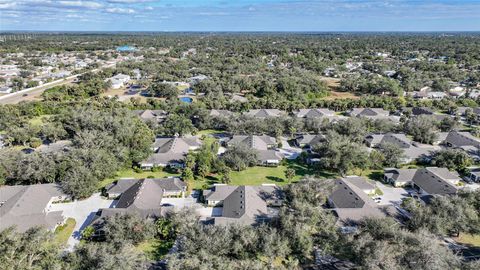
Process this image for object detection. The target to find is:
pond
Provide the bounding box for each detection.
[116,45,137,52]
[179,97,193,103]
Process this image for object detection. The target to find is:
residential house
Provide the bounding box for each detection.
[140,136,202,169]
[383,167,459,195]
[133,109,168,123]
[244,109,286,118]
[364,133,431,163]
[411,106,434,116]
[347,108,398,122]
[443,130,480,160]
[342,176,377,195]
[189,74,208,84]
[408,90,447,100]
[226,135,283,166]
[109,74,130,89]
[328,178,397,229]
[203,184,284,225]
[409,107,451,121]
[383,168,418,187]
[209,109,234,118]
[294,134,324,148]
[293,108,339,121]
[105,178,187,199]
[90,178,177,231]
[0,184,69,232]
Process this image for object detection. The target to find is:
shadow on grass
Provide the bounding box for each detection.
[368,171,384,182]
[143,240,174,261]
[204,175,220,185]
[285,159,337,179]
[266,176,285,183]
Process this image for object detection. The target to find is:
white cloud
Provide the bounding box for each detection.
[105,7,135,14]
[58,1,103,9]
[0,2,17,9]
[145,6,153,10]
[66,14,83,18]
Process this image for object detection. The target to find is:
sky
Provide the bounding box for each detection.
[1,0,480,32]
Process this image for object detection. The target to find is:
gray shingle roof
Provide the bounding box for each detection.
[97,178,184,221]
[142,137,202,166]
[349,108,389,117]
[444,130,480,148]
[329,179,374,209]
[106,178,186,198]
[329,178,388,225]
[257,150,283,162]
[227,135,276,151]
[384,168,417,183]
[244,109,286,118]
[133,110,168,121]
[366,133,432,160]
[412,168,458,195]
[209,110,234,117]
[342,176,376,191]
[294,109,336,118]
[0,184,67,232]
[296,134,325,146]
[205,185,283,226]
[383,167,459,195]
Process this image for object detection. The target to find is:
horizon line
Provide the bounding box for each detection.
[1,30,480,34]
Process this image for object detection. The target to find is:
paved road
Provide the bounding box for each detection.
[49,193,114,250]
[0,75,79,104]
[0,63,117,105]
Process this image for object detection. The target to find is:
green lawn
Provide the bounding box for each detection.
[192,161,336,189]
[456,233,480,247]
[100,160,335,191]
[98,167,180,189]
[136,239,174,260]
[54,218,76,245]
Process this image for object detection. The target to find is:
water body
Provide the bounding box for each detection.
[179,97,193,103]
[116,45,137,52]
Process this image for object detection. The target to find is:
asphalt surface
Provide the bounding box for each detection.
[0,63,116,105]
[0,76,78,104]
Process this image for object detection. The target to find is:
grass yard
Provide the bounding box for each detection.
[98,167,180,189]
[322,91,359,100]
[456,233,480,247]
[136,239,174,260]
[54,218,76,245]
[100,160,335,191]
[192,161,336,189]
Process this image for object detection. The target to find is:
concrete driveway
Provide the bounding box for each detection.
[376,182,412,206]
[49,193,114,250]
[196,207,223,219]
[161,197,201,209]
[279,138,303,160]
